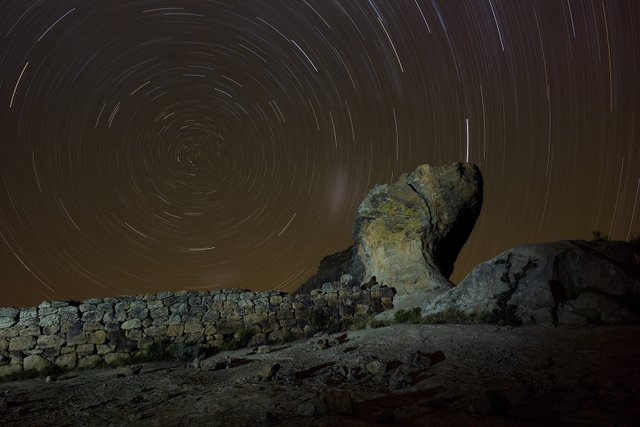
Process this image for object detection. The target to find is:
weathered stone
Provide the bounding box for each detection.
[79,304,96,313]
[96,344,115,355]
[121,319,142,330]
[18,307,38,322]
[0,308,19,319]
[170,303,189,315]
[352,163,482,304]
[97,302,113,312]
[83,321,102,332]
[167,314,182,325]
[104,321,120,332]
[78,355,102,369]
[128,307,149,319]
[104,353,131,366]
[202,310,220,322]
[0,317,16,329]
[66,322,86,345]
[422,240,640,325]
[150,307,169,319]
[39,314,60,327]
[19,325,40,336]
[41,347,60,359]
[125,329,142,340]
[87,330,107,345]
[55,352,77,369]
[216,321,244,335]
[166,325,184,337]
[37,335,65,349]
[144,326,167,337]
[76,344,95,355]
[9,336,36,351]
[184,321,203,334]
[23,354,51,372]
[81,311,101,322]
[0,364,22,377]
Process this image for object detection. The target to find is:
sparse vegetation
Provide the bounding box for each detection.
[423,307,477,324]
[393,307,422,324]
[171,342,203,363]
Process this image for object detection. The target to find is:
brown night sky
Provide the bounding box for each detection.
[1,0,639,308]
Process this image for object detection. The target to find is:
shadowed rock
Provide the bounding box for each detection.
[422,240,640,325]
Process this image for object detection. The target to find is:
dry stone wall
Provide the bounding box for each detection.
[0,282,395,377]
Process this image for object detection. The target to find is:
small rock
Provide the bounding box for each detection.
[257,345,271,354]
[316,339,329,350]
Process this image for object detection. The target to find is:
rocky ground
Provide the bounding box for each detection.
[1,323,639,426]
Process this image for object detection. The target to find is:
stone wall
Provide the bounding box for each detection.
[0,282,395,377]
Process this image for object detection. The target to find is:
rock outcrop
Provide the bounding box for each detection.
[422,240,640,325]
[350,163,483,300]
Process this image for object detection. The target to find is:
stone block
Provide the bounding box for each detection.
[184,321,203,334]
[9,336,36,352]
[121,319,141,330]
[66,322,87,345]
[82,321,103,332]
[81,311,101,322]
[42,325,60,335]
[0,364,22,377]
[55,352,77,369]
[37,335,65,349]
[79,304,96,313]
[166,325,184,337]
[87,330,107,345]
[144,326,167,337]
[78,355,102,369]
[97,344,115,355]
[104,352,131,366]
[19,325,40,336]
[76,344,95,355]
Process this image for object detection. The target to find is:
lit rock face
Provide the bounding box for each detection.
[351,163,483,299]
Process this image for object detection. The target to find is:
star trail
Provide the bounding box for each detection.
[0,0,638,307]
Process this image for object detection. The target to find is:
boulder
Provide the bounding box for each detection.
[422,240,640,325]
[296,163,483,313]
[23,354,52,372]
[352,163,482,310]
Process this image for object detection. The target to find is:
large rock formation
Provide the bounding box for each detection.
[351,163,483,299]
[422,240,640,325]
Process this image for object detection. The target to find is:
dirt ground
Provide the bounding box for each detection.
[1,324,639,426]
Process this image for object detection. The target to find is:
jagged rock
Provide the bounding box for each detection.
[295,247,354,295]
[422,240,640,325]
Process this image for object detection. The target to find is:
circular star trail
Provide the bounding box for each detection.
[1,0,639,307]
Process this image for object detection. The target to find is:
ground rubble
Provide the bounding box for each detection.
[1,323,638,426]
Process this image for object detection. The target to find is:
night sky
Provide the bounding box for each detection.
[0,0,638,308]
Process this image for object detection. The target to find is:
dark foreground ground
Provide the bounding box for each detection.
[1,324,639,426]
